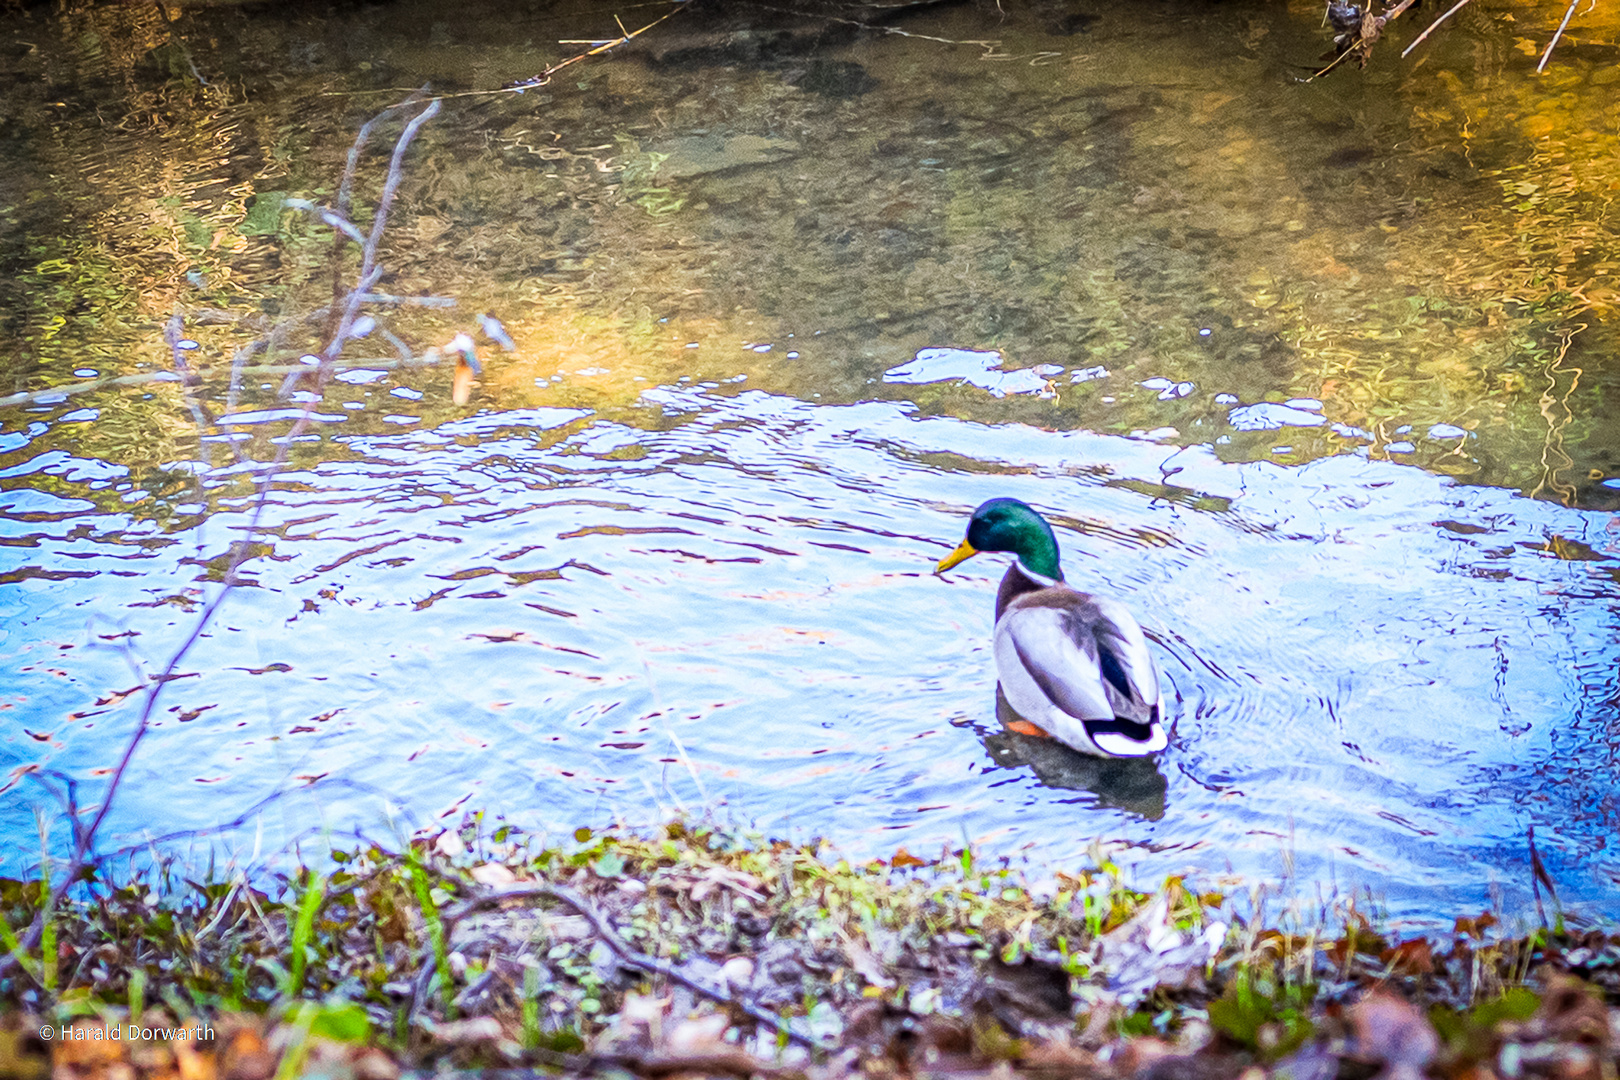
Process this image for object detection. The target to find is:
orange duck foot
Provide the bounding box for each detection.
[1004,719,1051,738]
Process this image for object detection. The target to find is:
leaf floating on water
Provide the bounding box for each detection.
[889,847,926,868]
[94,686,142,707]
[452,359,476,406]
[446,332,482,405]
[231,662,293,675]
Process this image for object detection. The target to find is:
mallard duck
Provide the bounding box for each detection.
[936,498,1167,758]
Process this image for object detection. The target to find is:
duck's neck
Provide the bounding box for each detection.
[995,560,1061,619]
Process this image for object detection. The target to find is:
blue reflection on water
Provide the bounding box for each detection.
[1,389,1618,926]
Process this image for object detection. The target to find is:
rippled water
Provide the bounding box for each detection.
[7,386,1619,921]
[1,0,1618,925]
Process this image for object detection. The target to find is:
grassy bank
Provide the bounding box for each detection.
[2,819,1614,1079]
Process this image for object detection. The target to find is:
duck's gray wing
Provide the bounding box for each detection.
[1084,596,1162,722]
[1003,595,1160,723]
[1000,604,1114,721]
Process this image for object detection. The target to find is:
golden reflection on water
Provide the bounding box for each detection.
[0,0,1616,507]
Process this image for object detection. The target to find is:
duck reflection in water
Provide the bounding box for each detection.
[983,693,1169,821]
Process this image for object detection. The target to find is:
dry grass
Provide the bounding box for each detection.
[4,817,1620,1078]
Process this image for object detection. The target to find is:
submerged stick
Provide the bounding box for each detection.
[1306,0,1420,79]
[1536,0,1581,72]
[0,355,450,411]
[1400,0,1473,57]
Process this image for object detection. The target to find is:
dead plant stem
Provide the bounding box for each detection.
[423,882,826,1049]
[0,96,440,986]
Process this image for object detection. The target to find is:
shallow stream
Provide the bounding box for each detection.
[1,0,1617,927]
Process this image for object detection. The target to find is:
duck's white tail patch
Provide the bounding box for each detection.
[1089,722,1168,757]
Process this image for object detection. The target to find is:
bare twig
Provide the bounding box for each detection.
[324,88,433,345]
[357,292,458,307]
[227,307,333,414]
[0,97,442,986]
[0,372,182,409]
[1400,0,1474,58]
[0,354,457,411]
[510,1048,808,1078]
[1526,825,1559,930]
[500,5,688,94]
[417,882,827,1049]
[1306,0,1420,79]
[25,772,90,856]
[166,313,245,470]
[288,96,441,399]
[1537,0,1581,72]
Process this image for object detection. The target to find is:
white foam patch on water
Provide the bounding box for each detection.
[883,348,1051,398]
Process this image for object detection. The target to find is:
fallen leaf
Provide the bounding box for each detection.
[666,1013,730,1055]
[844,936,896,990]
[1350,992,1437,1080]
[890,847,926,869]
[469,862,517,887]
[1381,938,1433,976]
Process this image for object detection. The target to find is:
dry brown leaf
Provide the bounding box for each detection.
[216,1019,274,1080]
[1381,937,1434,976]
[469,862,517,887]
[51,1022,129,1080]
[451,357,477,406]
[665,1012,730,1055]
[1350,991,1437,1080]
[428,1016,505,1045]
[843,936,895,990]
[889,847,926,869]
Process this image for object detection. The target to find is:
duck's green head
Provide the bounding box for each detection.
[935,497,1064,581]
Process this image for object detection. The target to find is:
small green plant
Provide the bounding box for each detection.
[128,968,147,1020]
[405,849,454,1014]
[521,966,541,1049]
[1430,987,1541,1058]
[0,901,41,987]
[1208,970,1315,1060]
[285,871,328,997]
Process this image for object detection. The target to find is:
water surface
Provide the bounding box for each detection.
[1,0,1617,926]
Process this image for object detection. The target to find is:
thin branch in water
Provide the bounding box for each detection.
[0,355,452,411]
[1401,0,1473,57]
[0,97,442,986]
[1536,0,1582,72]
[166,313,245,470]
[226,307,332,412]
[1305,0,1419,79]
[357,292,459,307]
[327,87,432,342]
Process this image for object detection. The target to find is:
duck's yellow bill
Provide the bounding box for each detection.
[935,539,978,573]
